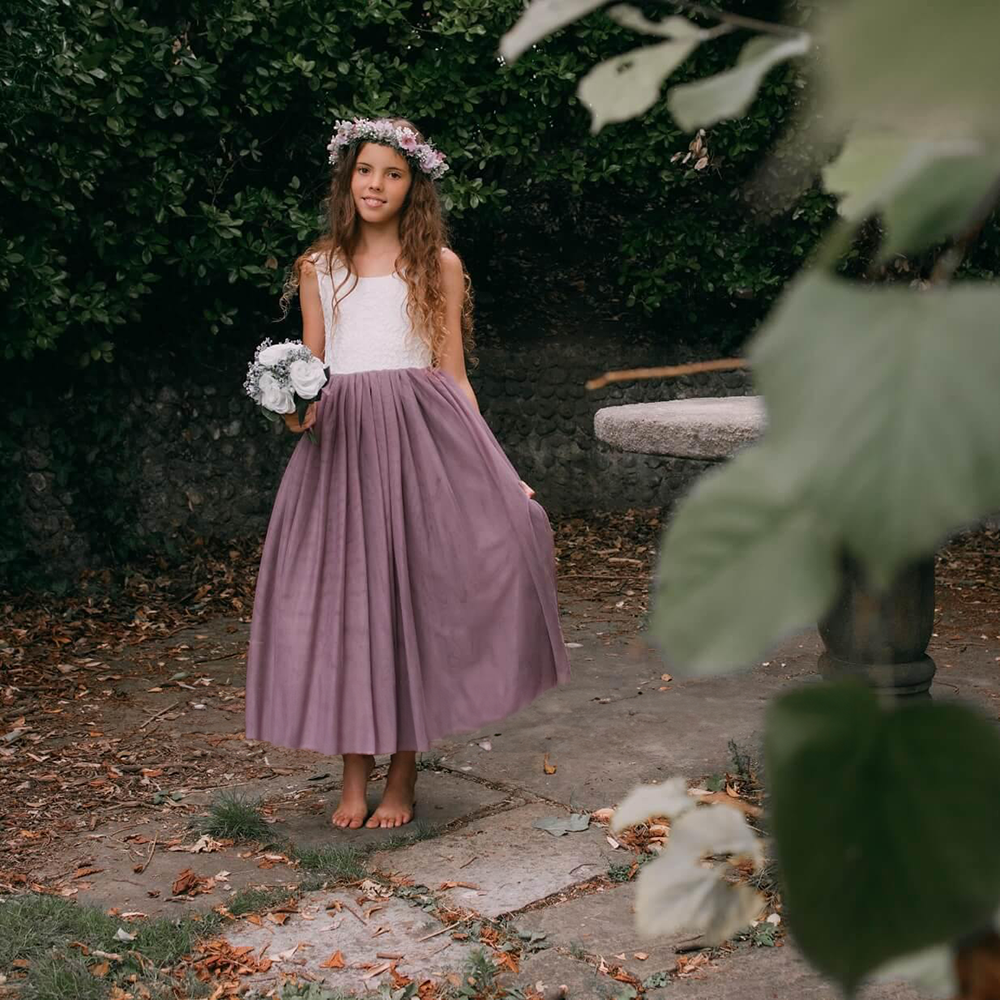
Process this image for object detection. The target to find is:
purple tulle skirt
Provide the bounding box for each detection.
[245,366,571,755]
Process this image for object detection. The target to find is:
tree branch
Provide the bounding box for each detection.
[669,0,804,38]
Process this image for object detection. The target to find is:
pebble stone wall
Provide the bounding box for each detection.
[14,331,751,578]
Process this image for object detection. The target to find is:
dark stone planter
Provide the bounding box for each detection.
[818,553,937,697]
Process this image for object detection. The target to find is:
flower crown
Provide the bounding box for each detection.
[326,117,449,180]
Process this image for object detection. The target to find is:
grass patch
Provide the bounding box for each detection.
[375,819,439,851]
[0,892,220,1000]
[453,947,498,998]
[278,982,353,999]
[607,860,634,883]
[728,737,765,798]
[291,843,367,881]
[197,790,271,841]
[226,884,297,918]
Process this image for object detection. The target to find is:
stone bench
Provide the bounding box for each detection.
[592,394,935,697]
[593,395,766,461]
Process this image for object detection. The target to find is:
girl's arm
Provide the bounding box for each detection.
[300,259,325,361]
[284,258,325,434]
[437,250,534,498]
[437,248,480,414]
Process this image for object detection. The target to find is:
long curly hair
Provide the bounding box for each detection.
[278,116,477,370]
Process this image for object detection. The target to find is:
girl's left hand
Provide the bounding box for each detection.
[519,480,536,499]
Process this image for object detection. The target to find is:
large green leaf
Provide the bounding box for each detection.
[578,30,702,133]
[819,0,1000,140]
[667,33,810,132]
[822,131,1000,257]
[766,682,1000,994]
[751,273,1000,586]
[646,444,839,675]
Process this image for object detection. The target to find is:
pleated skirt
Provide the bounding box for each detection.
[244,365,571,755]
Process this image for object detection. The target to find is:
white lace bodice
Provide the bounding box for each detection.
[308,252,433,374]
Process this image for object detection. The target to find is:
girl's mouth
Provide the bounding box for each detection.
[363,197,386,208]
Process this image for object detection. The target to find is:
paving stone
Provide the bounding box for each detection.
[437,632,822,809]
[516,882,681,982]
[637,944,921,1000]
[285,768,512,850]
[371,804,618,917]
[230,889,479,995]
[509,950,619,1000]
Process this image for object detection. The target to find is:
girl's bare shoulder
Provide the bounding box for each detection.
[300,245,341,275]
[440,246,463,272]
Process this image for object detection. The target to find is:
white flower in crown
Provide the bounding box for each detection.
[326,116,450,180]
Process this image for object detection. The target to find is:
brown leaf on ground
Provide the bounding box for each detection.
[676,953,710,977]
[171,868,215,896]
[319,950,346,969]
[438,881,480,891]
[89,961,110,977]
[495,951,519,973]
[689,789,762,817]
[609,965,641,986]
[543,754,557,775]
[188,937,272,983]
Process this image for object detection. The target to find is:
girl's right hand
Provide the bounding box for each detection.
[283,402,317,434]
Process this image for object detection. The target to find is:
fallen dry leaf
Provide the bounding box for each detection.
[171,868,215,896]
[319,949,346,969]
[690,790,762,818]
[543,754,557,775]
[676,953,710,977]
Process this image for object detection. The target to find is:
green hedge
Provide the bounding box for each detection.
[1,0,842,587]
[1,0,836,367]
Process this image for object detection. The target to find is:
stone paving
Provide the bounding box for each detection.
[32,587,999,998]
[203,590,1000,999]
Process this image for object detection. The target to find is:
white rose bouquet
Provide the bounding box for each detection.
[244,338,329,443]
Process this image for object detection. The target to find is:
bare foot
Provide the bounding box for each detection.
[331,753,374,829]
[366,752,417,828]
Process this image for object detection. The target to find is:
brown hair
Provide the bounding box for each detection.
[278,116,477,369]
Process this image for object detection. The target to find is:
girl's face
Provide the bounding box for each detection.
[351,142,412,222]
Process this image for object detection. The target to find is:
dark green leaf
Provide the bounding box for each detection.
[766,682,1000,993]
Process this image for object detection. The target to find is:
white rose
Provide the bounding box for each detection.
[288,358,327,399]
[257,372,295,414]
[258,342,300,367]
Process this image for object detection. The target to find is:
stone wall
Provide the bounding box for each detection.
[471,331,751,513]
[14,331,751,579]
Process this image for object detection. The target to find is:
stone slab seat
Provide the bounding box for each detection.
[593,395,766,460]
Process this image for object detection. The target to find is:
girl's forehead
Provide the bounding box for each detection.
[356,142,409,170]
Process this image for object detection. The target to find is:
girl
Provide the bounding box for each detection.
[245,116,571,830]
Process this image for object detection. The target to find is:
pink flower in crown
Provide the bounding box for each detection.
[398,131,419,153]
